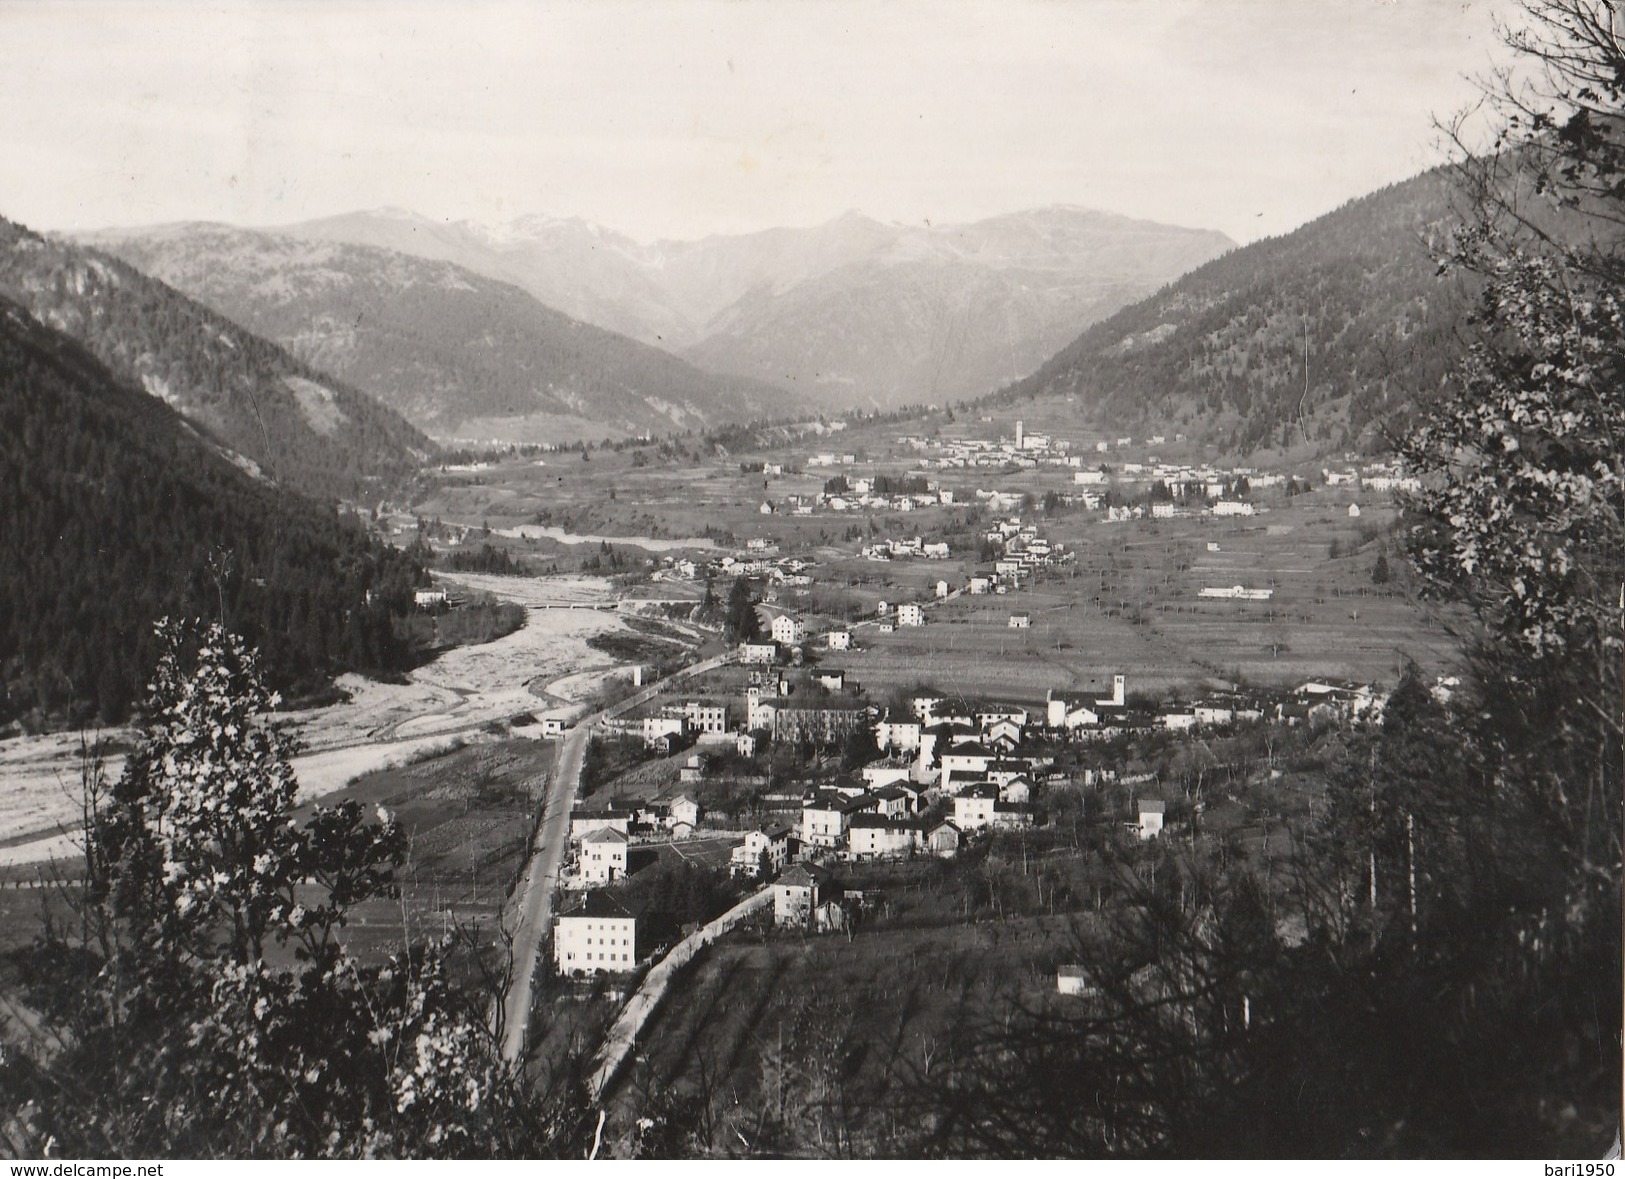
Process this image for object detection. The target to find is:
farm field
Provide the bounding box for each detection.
[606,910,1097,1155]
[0,738,551,975]
[836,493,1463,703]
[291,738,552,963]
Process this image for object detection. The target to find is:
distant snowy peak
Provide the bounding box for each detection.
[463,213,645,253]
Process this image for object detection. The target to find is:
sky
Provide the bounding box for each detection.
[1,0,1516,246]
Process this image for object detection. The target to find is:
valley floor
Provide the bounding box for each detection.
[0,574,637,867]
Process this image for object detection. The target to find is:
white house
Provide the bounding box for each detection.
[953,786,1000,830]
[580,826,631,884]
[860,759,914,790]
[1008,613,1031,629]
[1058,966,1097,996]
[641,714,686,746]
[774,863,837,927]
[896,603,925,627]
[1046,690,1099,730]
[414,588,448,609]
[667,795,701,831]
[998,776,1033,805]
[771,615,806,645]
[984,717,1023,750]
[553,892,643,975]
[681,701,729,734]
[876,719,922,752]
[847,814,917,859]
[801,791,877,848]
[570,809,632,840]
[827,630,852,651]
[939,742,997,787]
[1137,799,1166,841]
[740,641,779,665]
[730,825,791,878]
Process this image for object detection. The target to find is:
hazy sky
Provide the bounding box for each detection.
[3,0,1514,245]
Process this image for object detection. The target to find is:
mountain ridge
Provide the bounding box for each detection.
[0,216,432,504]
[256,205,1236,410]
[80,222,799,444]
[981,169,1475,455]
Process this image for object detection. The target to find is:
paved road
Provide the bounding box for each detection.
[499,723,589,1061]
[497,648,734,1063]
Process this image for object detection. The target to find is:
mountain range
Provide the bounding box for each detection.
[986,169,1476,454]
[58,172,1482,460]
[81,223,798,444]
[246,206,1236,413]
[0,217,431,504]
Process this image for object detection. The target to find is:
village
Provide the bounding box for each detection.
[549,607,1403,979]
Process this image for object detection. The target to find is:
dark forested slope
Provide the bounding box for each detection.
[0,297,424,730]
[994,170,1475,453]
[0,217,432,504]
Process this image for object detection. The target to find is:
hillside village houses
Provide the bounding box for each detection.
[569,668,1399,950]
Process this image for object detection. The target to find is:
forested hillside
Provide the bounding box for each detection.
[995,170,1474,453]
[82,224,798,443]
[0,297,425,730]
[0,217,432,504]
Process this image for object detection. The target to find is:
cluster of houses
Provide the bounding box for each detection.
[567,796,704,884]
[905,420,1077,471]
[771,480,958,517]
[554,669,1396,971]
[650,551,815,587]
[1323,459,1421,492]
[970,516,1071,593]
[860,536,951,561]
